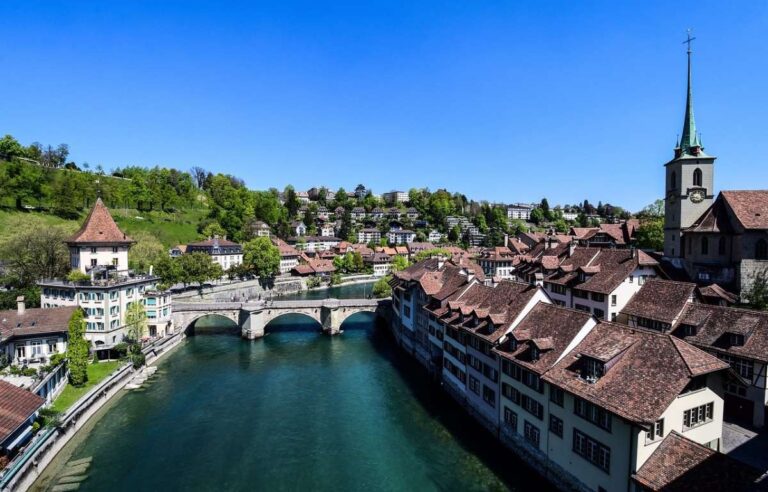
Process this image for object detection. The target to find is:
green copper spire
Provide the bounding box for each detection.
[678,30,701,155]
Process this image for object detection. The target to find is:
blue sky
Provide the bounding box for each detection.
[1,1,766,212]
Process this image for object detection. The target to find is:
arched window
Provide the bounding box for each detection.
[693,168,702,187]
[718,236,726,255]
[701,237,709,255]
[670,171,677,189]
[756,239,768,260]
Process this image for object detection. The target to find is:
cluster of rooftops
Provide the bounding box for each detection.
[392,257,766,490]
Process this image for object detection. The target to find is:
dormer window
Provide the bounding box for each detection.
[530,346,540,361]
[581,357,604,382]
[682,324,697,337]
[730,333,745,347]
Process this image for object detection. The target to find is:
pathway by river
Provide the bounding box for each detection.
[33,283,551,491]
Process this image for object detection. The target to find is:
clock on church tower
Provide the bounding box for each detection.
[663,31,715,259]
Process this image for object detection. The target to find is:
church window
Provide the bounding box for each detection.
[718,237,726,255]
[693,168,702,187]
[670,171,677,189]
[756,239,768,260]
[701,237,709,255]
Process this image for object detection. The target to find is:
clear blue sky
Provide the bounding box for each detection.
[2,1,766,212]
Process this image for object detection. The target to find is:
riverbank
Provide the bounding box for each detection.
[2,331,186,492]
[23,316,547,491]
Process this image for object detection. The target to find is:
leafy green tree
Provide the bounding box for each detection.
[178,252,219,286]
[744,267,768,311]
[391,255,409,272]
[0,218,74,287]
[67,309,89,387]
[155,256,182,288]
[414,248,451,262]
[0,160,45,209]
[125,301,148,341]
[530,208,545,225]
[540,198,551,220]
[284,186,300,218]
[372,276,392,298]
[129,231,166,273]
[201,222,227,239]
[243,237,281,279]
[635,218,664,251]
[0,134,26,160]
[637,199,665,219]
[448,225,461,242]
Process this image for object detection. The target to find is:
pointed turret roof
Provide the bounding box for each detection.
[676,33,706,158]
[66,198,134,245]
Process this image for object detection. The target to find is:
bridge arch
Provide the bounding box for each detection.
[336,308,378,329]
[262,308,323,328]
[183,312,240,335]
[264,312,324,332]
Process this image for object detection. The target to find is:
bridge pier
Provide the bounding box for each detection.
[241,308,265,340]
[321,300,342,336]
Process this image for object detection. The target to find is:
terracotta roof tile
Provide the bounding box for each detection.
[676,304,768,363]
[722,190,768,230]
[621,279,697,325]
[633,431,764,491]
[543,322,729,425]
[0,380,45,443]
[0,306,76,341]
[66,198,133,244]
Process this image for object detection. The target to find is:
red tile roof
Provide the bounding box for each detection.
[0,306,76,341]
[632,431,764,491]
[676,304,768,363]
[66,198,133,244]
[621,279,697,325]
[543,322,729,425]
[0,380,44,443]
[722,190,768,230]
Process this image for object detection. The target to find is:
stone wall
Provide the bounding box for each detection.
[173,277,305,302]
[738,259,768,302]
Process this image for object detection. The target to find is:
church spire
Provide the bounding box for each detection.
[677,29,702,156]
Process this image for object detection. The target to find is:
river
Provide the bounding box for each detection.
[33,282,551,491]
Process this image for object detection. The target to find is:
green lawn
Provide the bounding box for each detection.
[51,360,123,413]
[0,206,205,248]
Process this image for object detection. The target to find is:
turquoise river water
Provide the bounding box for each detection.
[34,283,551,491]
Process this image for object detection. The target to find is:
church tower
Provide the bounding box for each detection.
[664,32,716,258]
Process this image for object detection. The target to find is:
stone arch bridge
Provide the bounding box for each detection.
[173,298,385,339]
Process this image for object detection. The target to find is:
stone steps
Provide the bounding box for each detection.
[52,456,92,491]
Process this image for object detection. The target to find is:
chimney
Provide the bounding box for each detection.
[630,246,637,259]
[437,257,445,270]
[17,296,25,315]
[465,267,476,283]
[569,241,576,257]
[504,234,509,248]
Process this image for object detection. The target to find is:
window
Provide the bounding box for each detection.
[591,293,605,302]
[524,421,540,448]
[718,236,726,255]
[717,354,754,380]
[31,340,42,356]
[112,246,119,253]
[91,259,98,267]
[550,387,564,407]
[701,237,709,255]
[611,313,617,322]
[670,171,677,189]
[48,339,57,353]
[112,258,119,266]
[574,397,612,432]
[582,358,604,381]
[693,168,702,187]
[683,402,714,430]
[550,415,564,437]
[611,295,617,306]
[482,385,496,408]
[403,306,411,317]
[521,369,544,393]
[573,429,611,473]
[503,407,517,431]
[16,346,25,358]
[468,376,480,395]
[646,419,664,444]
[90,247,97,253]
[594,308,605,320]
[757,239,768,260]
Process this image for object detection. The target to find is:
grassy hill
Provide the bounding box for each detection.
[0,206,205,248]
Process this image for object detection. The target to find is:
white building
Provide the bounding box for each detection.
[0,300,73,367]
[387,229,416,245]
[507,203,535,221]
[39,199,173,356]
[186,237,243,271]
[383,190,408,204]
[357,228,381,244]
[273,238,300,274]
[290,236,342,253]
[364,253,392,277]
[428,230,443,243]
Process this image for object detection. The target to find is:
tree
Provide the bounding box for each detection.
[0,160,44,208]
[155,256,182,288]
[448,225,461,242]
[530,208,545,225]
[391,255,409,272]
[243,237,281,279]
[67,309,89,387]
[125,301,148,341]
[413,248,451,262]
[540,198,551,220]
[635,218,664,251]
[637,199,664,219]
[129,231,166,273]
[200,222,227,239]
[177,252,220,286]
[190,166,208,188]
[744,267,768,311]
[284,186,300,218]
[372,276,392,298]
[0,218,74,287]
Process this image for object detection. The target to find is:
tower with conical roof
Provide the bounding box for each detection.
[66,198,135,273]
[664,31,716,259]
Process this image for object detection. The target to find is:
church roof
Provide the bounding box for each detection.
[66,198,133,245]
[721,191,768,230]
